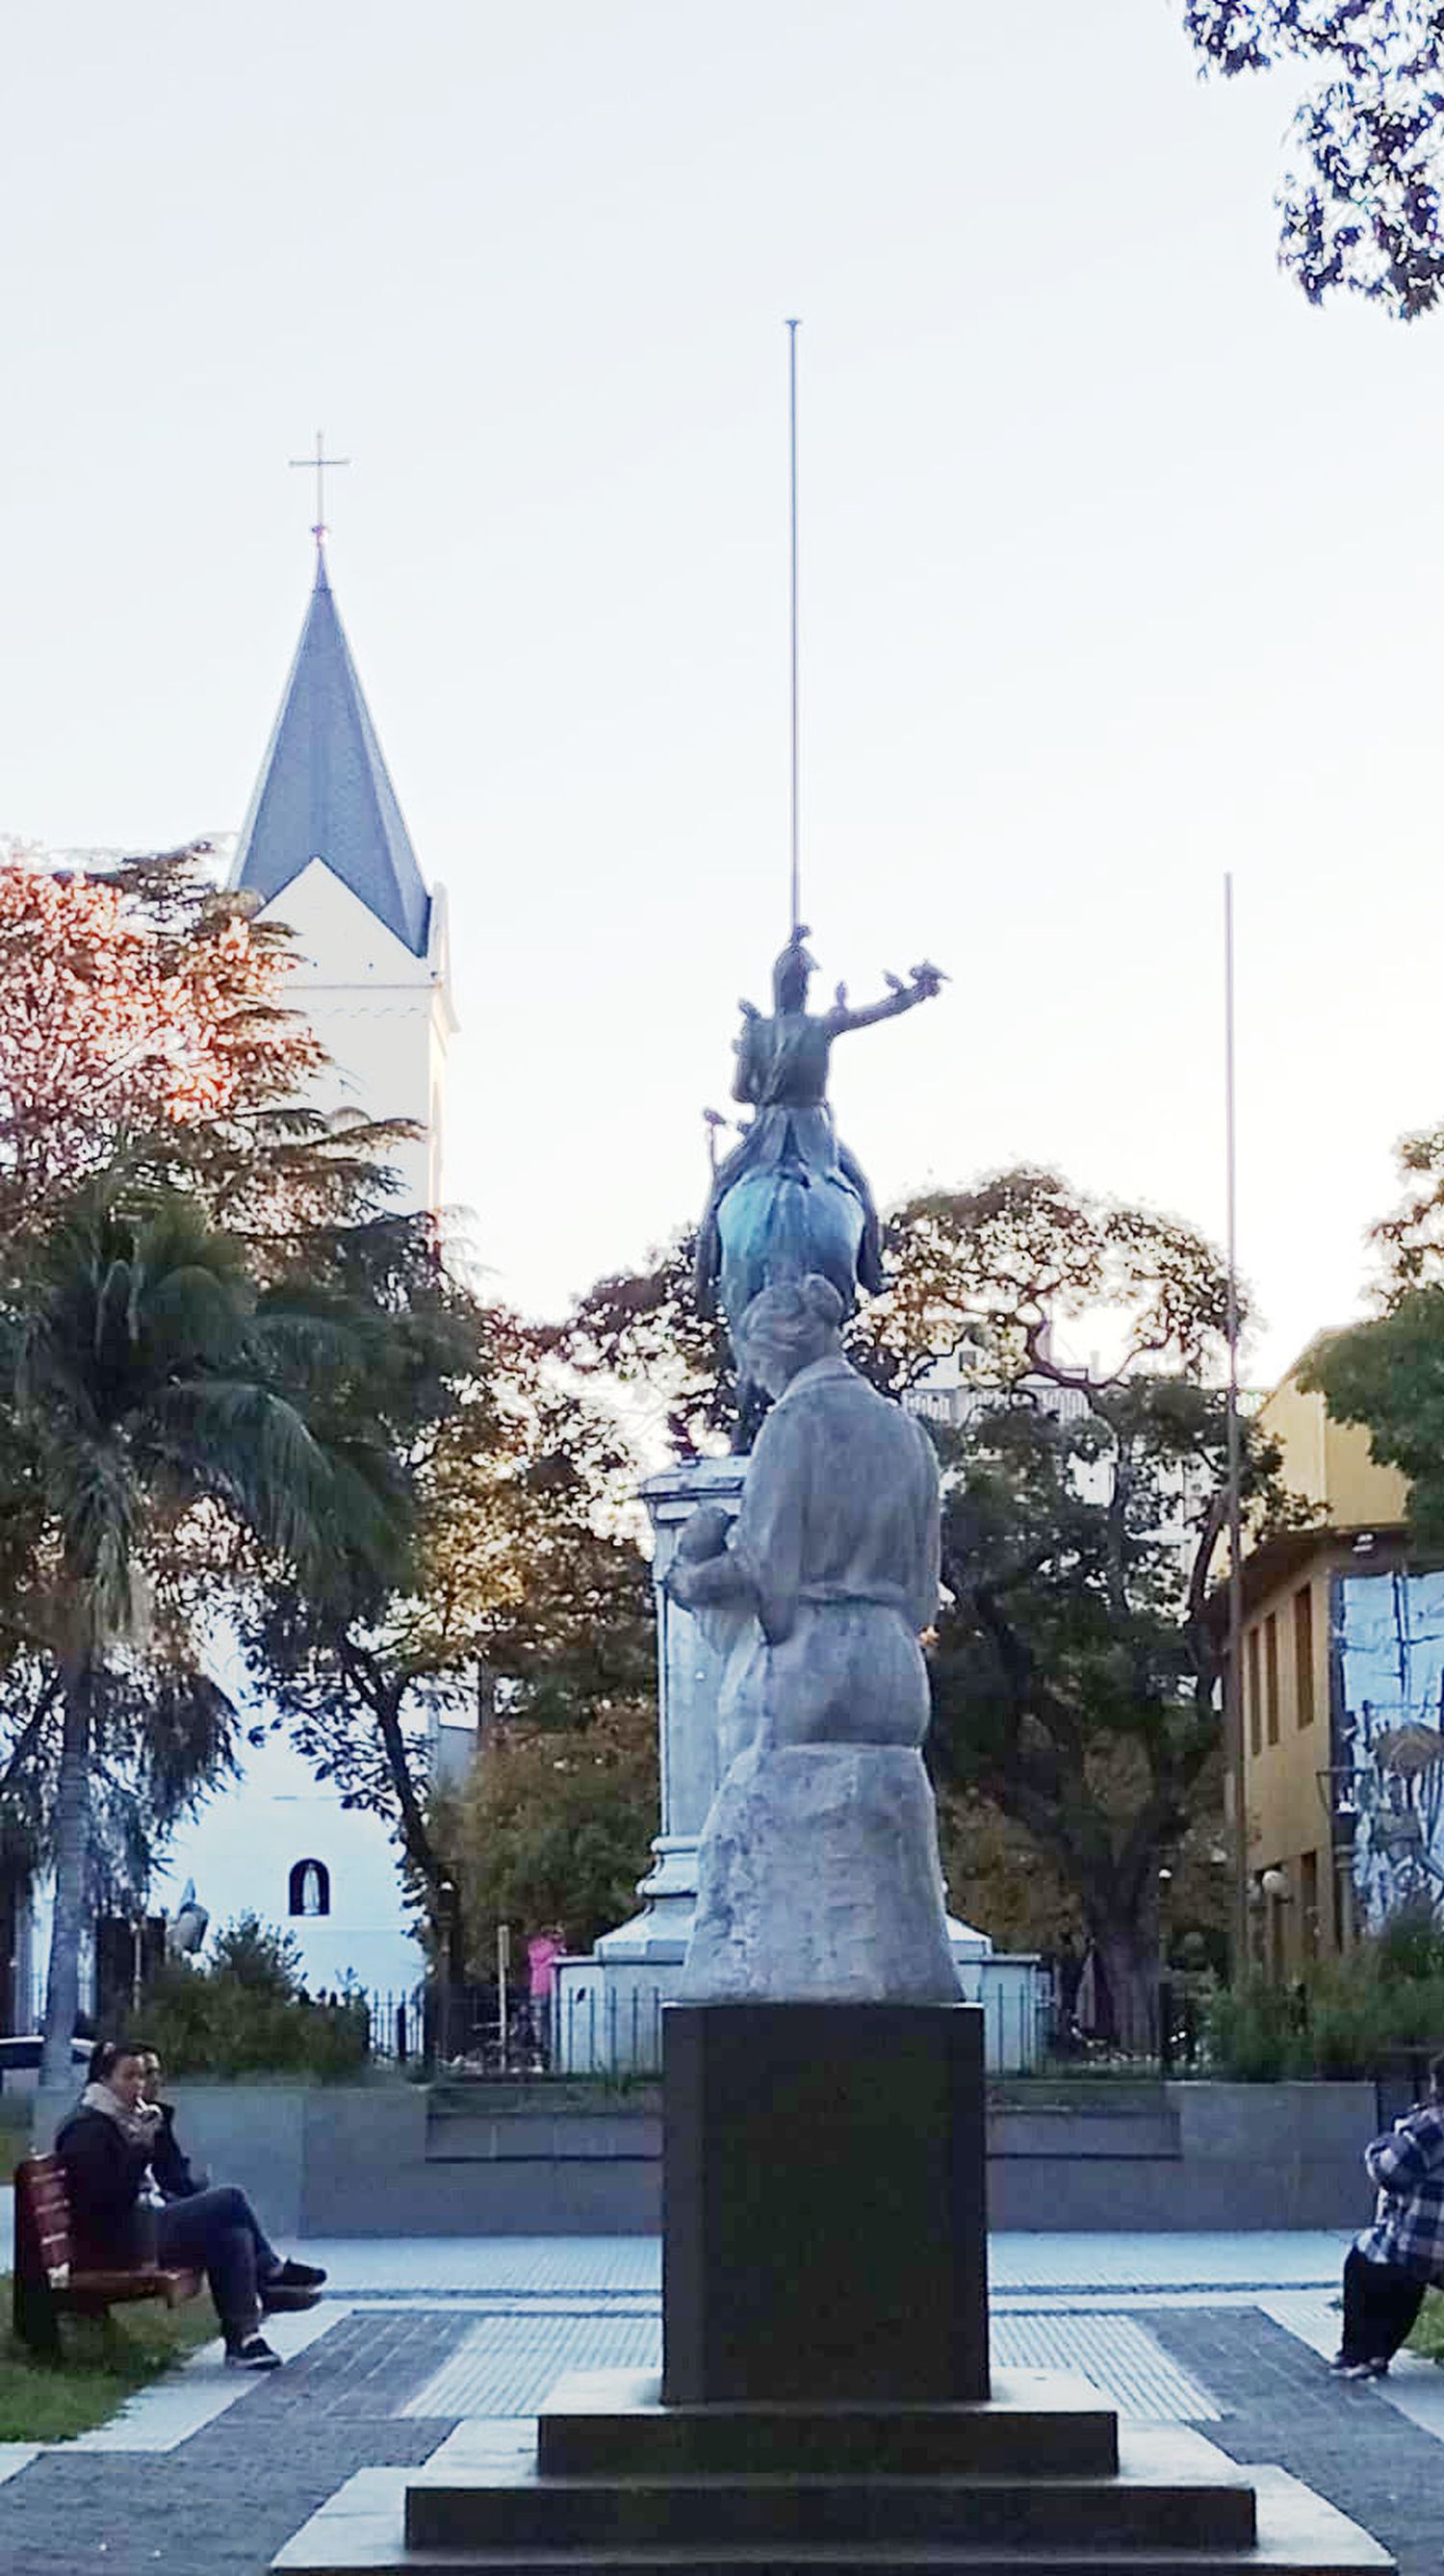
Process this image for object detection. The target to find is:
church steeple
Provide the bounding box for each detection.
[231,547,430,959]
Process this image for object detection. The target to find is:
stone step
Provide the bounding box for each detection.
[406,2449,1255,2554]
[273,2461,1395,2576]
[536,2370,1119,2480]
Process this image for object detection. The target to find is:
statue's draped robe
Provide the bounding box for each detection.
[731,1353,939,1692]
[677,1355,958,2003]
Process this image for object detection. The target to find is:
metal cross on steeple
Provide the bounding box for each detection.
[289,429,349,549]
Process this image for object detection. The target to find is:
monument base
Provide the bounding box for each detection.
[662,2000,990,2405]
[273,2366,1397,2575]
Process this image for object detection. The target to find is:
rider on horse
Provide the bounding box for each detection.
[695,929,944,1343]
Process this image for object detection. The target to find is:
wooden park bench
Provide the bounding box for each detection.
[12,2152,203,2358]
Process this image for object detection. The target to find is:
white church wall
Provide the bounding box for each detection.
[266,858,452,1210]
[155,1726,425,1999]
[153,1620,425,2000]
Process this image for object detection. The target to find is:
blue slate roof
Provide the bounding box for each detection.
[231,549,430,958]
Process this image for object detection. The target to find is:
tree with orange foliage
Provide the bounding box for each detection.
[0,843,424,2069]
[0,842,407,1246]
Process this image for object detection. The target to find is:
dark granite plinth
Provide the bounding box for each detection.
[539,2368,1118,2481]
[661,2000,989,2406]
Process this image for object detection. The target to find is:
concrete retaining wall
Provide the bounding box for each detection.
[30,2080,662,2237]
[25,2077,1383,2237]
[985,2083,1377,2230]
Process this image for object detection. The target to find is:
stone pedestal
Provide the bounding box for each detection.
[278,2372,1399,2576]
[555,1443,1042,2070]
[274,1972,1395,2576]
[591,1456,745,1971]
[662,2001,990,2405]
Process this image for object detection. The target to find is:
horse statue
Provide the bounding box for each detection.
[696,928,943,1429]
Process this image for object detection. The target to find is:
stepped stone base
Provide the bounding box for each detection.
[272,2366,1396,2576]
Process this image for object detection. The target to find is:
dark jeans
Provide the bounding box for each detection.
[1340,2247,1427,2365]
[155,2187,279,2343]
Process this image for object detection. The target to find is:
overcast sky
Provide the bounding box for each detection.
[3,4,1441,1386]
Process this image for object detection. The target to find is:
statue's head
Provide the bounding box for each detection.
[772,926,815,1014]
[736,1273,844,1398]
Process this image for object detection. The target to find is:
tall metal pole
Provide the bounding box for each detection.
[1224,874,1250,1978]
[786,319,802,939]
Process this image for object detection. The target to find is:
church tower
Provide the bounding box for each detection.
[230,540,454,1210]
[144,537,462,2001]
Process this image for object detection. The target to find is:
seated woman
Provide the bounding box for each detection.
[56,2040,326,2371]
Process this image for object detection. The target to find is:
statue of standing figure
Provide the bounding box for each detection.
[665,1275,960,2003]
[695,929,943,1391]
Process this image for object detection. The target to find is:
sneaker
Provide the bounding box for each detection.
[268,2257,327,2289]
[260,2283,322,2315]
[1328,2352,1353,2372]
[1339,2357,1388,2380]
[224,2334,283,2371]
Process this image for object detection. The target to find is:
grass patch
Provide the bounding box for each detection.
[0,2280,218,2439]
[1406,2287,1444,2364]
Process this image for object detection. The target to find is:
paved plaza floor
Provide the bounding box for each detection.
[1,2231,1441,2575]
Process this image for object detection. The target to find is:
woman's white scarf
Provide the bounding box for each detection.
[79,2078,161,2152]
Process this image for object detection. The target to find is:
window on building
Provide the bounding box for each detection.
[1247,1627,1262,1759]
[1264,1613,1280,1746]
[1294,1586,1315,1730]
[288,1858,330,1919]
[1301,1849,1319,1959]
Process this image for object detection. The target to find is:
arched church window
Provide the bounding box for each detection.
[289,1858,330,1919]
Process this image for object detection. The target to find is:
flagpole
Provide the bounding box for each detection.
[1224,873,1250,1977]
[786,318,801,940]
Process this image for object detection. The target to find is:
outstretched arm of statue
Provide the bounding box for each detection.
[824,960,945,1036]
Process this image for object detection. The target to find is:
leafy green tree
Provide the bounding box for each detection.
[242,1283,654,1979]
[1181,4,1444,320]
[446,1697,658,1960]
[0,1183,404,2081]
[0,1652,239,1972]
[1300,1118,1444,1542]
[1301,1297,1444,1542]
[563,1169,1297,2041]
[0,841,430,2023]
[881,1172,1299,2045]
[555,1229,735,1458]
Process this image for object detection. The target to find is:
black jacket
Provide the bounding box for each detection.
[54,2105,152,2265]
[150,2101,202,2202]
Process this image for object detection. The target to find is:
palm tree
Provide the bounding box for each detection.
[2,1182,407,2083]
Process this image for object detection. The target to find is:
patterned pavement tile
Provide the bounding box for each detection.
[1151,2307,1443,2576]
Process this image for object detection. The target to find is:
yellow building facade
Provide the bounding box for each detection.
[1234,1371,1410,1977]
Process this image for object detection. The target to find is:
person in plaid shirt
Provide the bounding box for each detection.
[1331,2052,1444,2378]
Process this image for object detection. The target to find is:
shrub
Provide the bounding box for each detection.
[1376,1902,1444,1986]
[1304,1981,1380,2080]
[208,1917,306,1998]
[1204,1977,1305,2081]
[133,1913,369,2079]
[1207,1928,1444,2080]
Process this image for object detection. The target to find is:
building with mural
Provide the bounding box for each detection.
[1229,1363,1444,1978]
